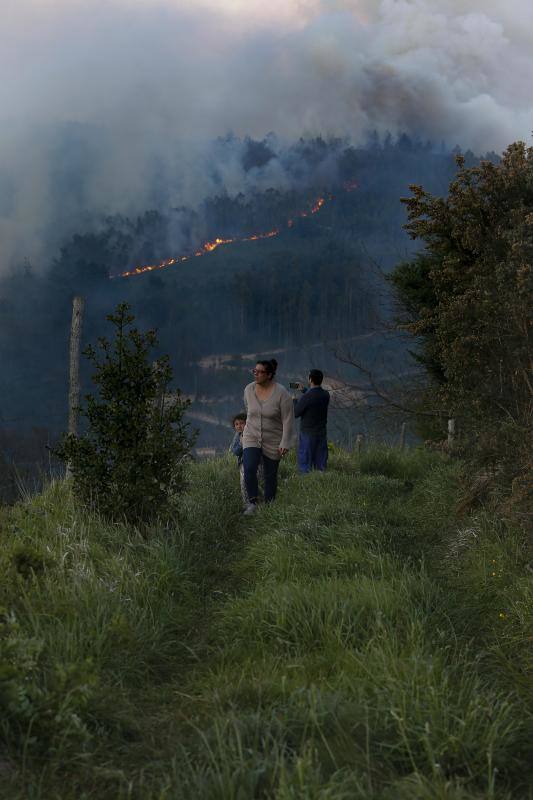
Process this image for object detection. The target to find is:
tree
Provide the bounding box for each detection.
[391,142,533,486]
[54,303,193,523]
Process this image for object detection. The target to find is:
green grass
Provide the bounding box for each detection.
[0,448,531,799]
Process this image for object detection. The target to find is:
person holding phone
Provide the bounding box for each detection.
[242,358,296,515]
[294,369,330,473]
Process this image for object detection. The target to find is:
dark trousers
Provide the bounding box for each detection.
[298,433,328,473]
[243,447,280,503]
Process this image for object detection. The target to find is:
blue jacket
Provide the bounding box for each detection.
[229,431,243,465]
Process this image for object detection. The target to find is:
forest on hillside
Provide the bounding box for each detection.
[0,133,492,484]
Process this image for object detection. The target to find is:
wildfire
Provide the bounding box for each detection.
[118,184,355,278]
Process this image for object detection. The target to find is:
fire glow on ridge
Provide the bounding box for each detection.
[117,186,355,279]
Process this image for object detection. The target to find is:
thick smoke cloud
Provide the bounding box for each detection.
[1,0,532,270]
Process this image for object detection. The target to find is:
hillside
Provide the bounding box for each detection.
[0,137,463,447]
[1,447,531,798]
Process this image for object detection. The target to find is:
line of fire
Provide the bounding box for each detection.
[116,181,357,279]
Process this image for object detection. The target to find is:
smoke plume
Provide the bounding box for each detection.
[1,0,532,270]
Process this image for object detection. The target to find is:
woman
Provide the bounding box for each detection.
[242,358,296,514]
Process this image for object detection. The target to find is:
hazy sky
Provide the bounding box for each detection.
[1,0,533,269]
[3,0,532,142]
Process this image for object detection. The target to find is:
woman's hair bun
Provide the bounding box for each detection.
[269,358,278,372]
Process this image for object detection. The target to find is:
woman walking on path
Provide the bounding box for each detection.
[242,358,296,515]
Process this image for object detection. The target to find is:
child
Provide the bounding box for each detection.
[229,412,263,507]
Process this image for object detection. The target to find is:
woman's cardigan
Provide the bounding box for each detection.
[242,381,296,460]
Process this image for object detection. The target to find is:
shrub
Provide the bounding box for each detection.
[391,142,533,496]
[54,303,194,523]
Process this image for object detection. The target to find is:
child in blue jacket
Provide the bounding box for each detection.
[229,412,263,506]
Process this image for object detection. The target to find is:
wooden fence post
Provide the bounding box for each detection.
[399,422,406,450]
[355,433,363,456]
[447,418,456,449]
[66,296,85,477]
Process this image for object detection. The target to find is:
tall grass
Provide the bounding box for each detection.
[0,448,531,799]
[0,456,243,795]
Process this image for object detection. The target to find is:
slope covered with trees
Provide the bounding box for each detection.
[0,135,465,447]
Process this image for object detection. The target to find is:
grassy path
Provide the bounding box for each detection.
[0,449,531,798]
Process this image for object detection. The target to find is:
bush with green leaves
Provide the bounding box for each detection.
[54,302,193,523]
[391,142,532,496]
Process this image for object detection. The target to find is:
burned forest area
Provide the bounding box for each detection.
[0,134,468,484]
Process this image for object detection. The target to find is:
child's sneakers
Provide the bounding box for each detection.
[243,502,257,516]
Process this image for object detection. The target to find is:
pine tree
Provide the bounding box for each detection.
[55,303,194,523]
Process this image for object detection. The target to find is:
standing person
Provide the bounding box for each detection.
[229,412,263,507]
[294,369,330,473]
[229,412,248,506]
[242,358,296,515]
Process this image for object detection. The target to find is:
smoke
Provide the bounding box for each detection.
[1,0,532,270]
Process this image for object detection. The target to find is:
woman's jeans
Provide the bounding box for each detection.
[243,447,280,503]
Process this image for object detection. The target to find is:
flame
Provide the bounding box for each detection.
[118,183,356,278]
[310,196,326,213]
[243,229,279,242]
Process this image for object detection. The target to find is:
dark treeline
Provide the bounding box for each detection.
[0,132,486,480]
[228,256,377,345]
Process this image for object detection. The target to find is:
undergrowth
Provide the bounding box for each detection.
[0,448,530,799]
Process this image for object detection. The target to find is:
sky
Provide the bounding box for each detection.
[4,0,532,143]
[1,0,533,269]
